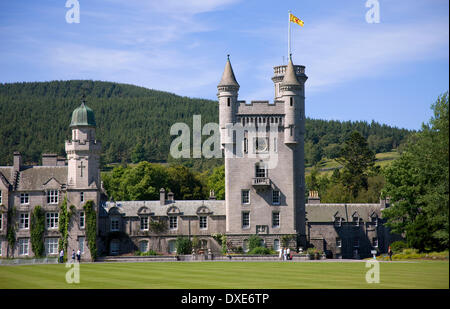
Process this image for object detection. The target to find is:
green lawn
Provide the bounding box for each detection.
[0,261,448,289]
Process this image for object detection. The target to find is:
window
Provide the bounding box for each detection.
[243,137,248,154]
[336,238,342,248]
[242,212,250,229]
[20,193,29,204]
[353,239,359,248]
[255,163,267,178]
[0,191,2,204]
[241,190,250,204]
[290,97,293,106]
[169,216,177,230]
[80,192,84,203]
[20,213,29,229]
[79,212,85,229]
[227,97,230,107]
[110,239,120,255]
[289,125,294,136]
[19,238,29,255]
[140,216,149,231]
[199,216,207,229]
[47,190,59,204]
[372,237,378,248]
[46,213,59,229]
[111,218,119,231]
[353,216,362,227]
[273,239,280,251]
[272,190,280,205]
[0,213,2,231]
[168,240,176,254]
[334,217,342,227]
[372,216,378,227]
[139,241,148,253]
[79,237,85,254]
[272,212,280,228]
[254,138,268,153]
[45,238,58,255]
[243,239,249,253]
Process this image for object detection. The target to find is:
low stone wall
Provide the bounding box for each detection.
[97,255,178,263]
[0,257,59,265]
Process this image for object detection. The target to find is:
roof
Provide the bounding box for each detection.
[280,57,301,87]
[103,200,226,217]
[218,56,239,88]
[16,166,68,191]
[70,102,96,127]
[306,203,384,222]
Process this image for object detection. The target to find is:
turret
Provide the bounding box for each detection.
[65,98,101,189]
[279,55,307,145]
[217,55,239,146]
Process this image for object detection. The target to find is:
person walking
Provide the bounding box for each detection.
[287,248,291,261]
[283,248,287,261]
[76,249,81,263]
[59,249,64,263]
[388,246,393,261]
[279,247,283,260]
[71,249,76,263]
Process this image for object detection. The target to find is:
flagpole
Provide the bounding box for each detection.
[288,10,291,60]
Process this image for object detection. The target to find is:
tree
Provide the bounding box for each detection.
[337,131,376,198]
[207,165,225,200]
[382,92,449,252]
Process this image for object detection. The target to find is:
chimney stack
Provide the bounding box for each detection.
[13,152,22,171]
[307,191,320,204]
[42,153,58,166]
[167,191,174,203]
[160,188,166,206]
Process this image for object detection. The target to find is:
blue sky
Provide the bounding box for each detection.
[0,0,448,130]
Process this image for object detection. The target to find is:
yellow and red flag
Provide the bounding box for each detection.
[289,13,304,27]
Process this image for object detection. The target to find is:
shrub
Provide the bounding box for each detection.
[134,250,159,256]
[248,247,274,255]
[175,236,192,255]
[248,235,263,252]
[390,240,407,253]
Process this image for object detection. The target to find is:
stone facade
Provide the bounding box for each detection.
[0,58,397,260]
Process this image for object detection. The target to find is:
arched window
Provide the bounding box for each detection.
[139,240,148,253]
[168,240,176,254]
[273,239,280,251]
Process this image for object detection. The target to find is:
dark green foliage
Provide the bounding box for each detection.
[175,236,192,255]
[83,200,98,261]
[30,206,45,257]
[0,81,411,167]
[102,161,208,201]
[382,92,449,252]
[58,197,70,259]
[149,219,167,234]
[248,235,263,252]
[7,207,17,255]
[248,247,274,255]
[134,250,159,256]
[389,241,408,253]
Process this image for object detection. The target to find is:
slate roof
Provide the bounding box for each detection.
[218,56,239,88]
[0,166,68,191]
[305,203,384,223]
[280,57,301,87]
[103,200,226,217]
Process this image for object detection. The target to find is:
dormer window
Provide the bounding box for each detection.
[334,217,343,227]
[371,216,378,227]
[47,190,59,204]
[140,216,149,231]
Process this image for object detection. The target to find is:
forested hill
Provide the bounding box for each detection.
[0,80,412,166]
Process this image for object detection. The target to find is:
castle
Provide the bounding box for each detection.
[0,56,394,260]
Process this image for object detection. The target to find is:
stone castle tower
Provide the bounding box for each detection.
[218,55,308,250]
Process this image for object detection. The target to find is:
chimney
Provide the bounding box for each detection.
[160,188,166,205]
[42,153,58,166]
[13,152,22,171]
[209,189,216,200]
[56,156,67,166]
[167,191,174,203]
[307,191,320,204]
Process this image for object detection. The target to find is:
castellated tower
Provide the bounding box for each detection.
[218,55,308,250]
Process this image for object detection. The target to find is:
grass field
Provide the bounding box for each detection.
[0,261,448,289]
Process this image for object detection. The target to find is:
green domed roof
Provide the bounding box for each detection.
[70,102,96,127]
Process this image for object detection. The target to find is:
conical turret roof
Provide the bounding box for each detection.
[281,56,301,87]
[218,55,239,88]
